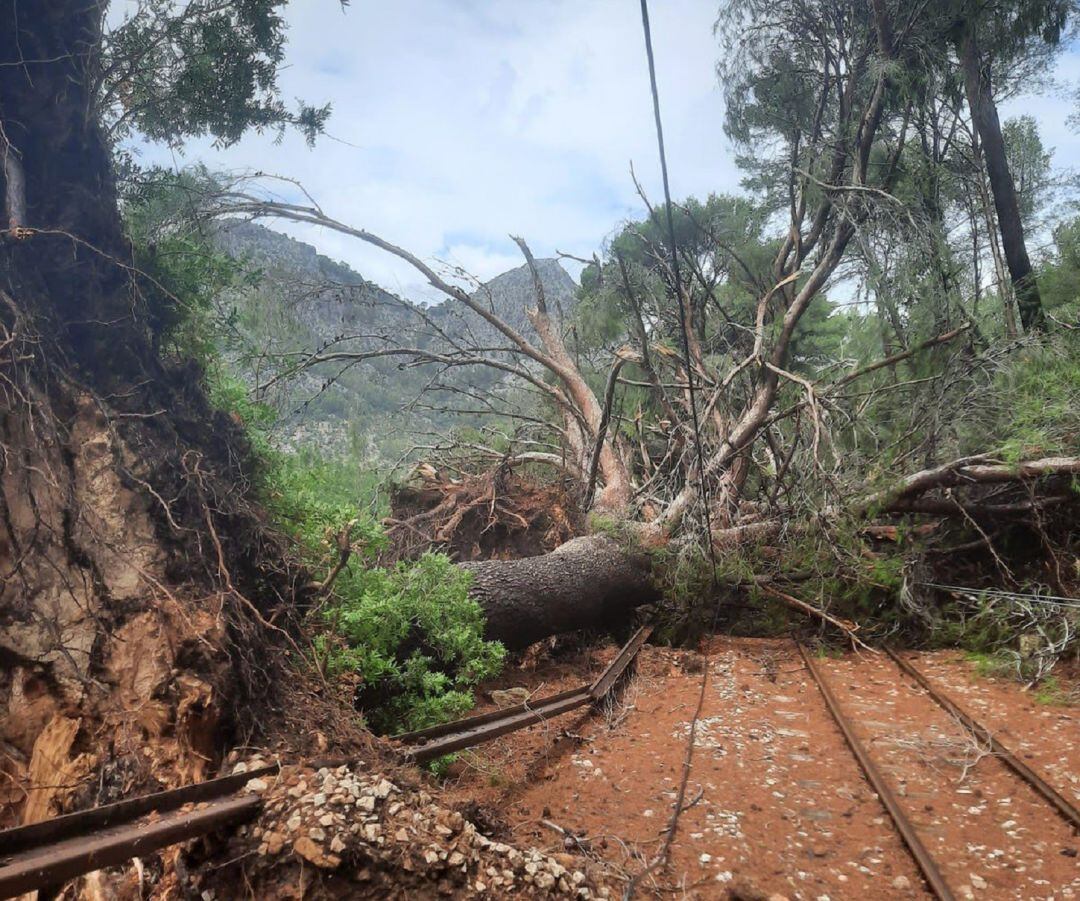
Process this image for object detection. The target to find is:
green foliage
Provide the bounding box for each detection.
[261,449,505,735]
[103,0,331,147]
[269,450,387,541]
[1004,115,1053,233]
[964,650,1014,678]
[1033,675,1074,707]
[978,334,1080,460]
[1041,216,1080,321]
[318,553,506,733]
[122,166,254,363]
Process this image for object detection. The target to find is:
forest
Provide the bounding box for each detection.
[0,1,1078,899]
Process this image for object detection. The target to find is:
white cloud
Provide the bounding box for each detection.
[120,1,1080,301]
[124,0,736,300]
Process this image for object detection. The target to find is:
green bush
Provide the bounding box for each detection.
[268,452,505,735]
[318,553,506,733]
[988,335,1080,461]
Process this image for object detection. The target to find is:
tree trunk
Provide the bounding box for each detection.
[461,536,658,650]
[0,2,300,828]
[958,25,1046,333]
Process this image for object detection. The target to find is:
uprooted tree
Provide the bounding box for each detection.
[3,0,1078,837]
[198,0,1078,645]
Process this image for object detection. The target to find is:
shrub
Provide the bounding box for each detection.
[318,553,506,734]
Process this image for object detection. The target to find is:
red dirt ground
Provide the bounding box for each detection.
[439,638,1080,900]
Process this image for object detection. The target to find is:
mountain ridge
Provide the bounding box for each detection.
[212,221,579,460]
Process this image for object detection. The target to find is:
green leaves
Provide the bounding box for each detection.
[264,451,503,734]
[321,552,506,734]
[102,0,331,147]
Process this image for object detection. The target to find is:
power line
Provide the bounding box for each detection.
[625,3,722,896]
[918,582,1080,610]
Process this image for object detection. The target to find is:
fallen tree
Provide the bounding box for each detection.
[463,534,658,649]
[190,0,1077,647]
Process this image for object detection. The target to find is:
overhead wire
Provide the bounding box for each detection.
[624,0,724,895]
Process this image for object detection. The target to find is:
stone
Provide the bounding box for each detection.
[330,834,347,854]
[891,876,911,891]
[312,792,327,806]
[319,813,335,827]
[286,815,302,832]
[292,836,339,869]
[245,778,268,792]
[970,875,987,891]
[265,832,286,855]
[308,827,326,842]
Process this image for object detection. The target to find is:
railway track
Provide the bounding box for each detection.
[394,623,653,763]
[0,625,652,899]
[0,764,279,899]
[800,643,1080,900]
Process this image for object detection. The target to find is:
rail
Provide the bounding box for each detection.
[797,643,957,901]
[0,626,654,898]
[397,624,654,764]
[800,642,1080,901]
[0,765,279,899]
[884,647,1080,832]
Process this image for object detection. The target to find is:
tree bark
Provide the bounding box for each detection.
[461,536,657,650]
[958,25,1046,333]
[0,2,303,823]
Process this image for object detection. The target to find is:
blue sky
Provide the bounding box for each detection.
[117,0,1079,303]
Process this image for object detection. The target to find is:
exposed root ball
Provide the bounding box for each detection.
[385,465,581,562]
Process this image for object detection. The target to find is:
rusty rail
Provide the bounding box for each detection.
[797,644,956,901]
[884,647,1080,833]
[0,766,278,899]
[398,624,653,764]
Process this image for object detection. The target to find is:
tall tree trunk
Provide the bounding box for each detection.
[0,2,300,828]
[0,3,154,378]
[957,25,1046,333]
[972,135,1019,338]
